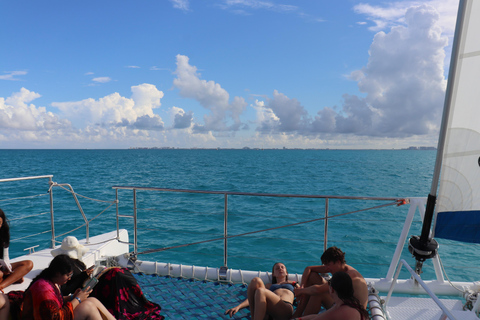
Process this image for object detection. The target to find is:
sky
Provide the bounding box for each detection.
[0,0,461,149]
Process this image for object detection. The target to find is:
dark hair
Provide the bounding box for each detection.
[27,254,73,291]
[330,272,369,320]
[321,246,346,265]
[271,262,288,284]
[0,209,10,249]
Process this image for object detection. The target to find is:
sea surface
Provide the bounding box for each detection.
[1,149,479,283]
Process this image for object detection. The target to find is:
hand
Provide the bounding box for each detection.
[294,286,306,297]
[73,287,92,303]
[225,306,240,318]
[85,266,95,276]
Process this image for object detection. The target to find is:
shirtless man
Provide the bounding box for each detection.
[292,246,368,318]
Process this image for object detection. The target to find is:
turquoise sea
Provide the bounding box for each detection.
[1,149,479,283]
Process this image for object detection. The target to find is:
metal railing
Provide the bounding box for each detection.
[384,259,457,320]
[112,185,403,268]
[0,175,92,249]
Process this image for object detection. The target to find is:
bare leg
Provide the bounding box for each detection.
[74,297,115,320]
[0,260,33,290]
[247,277,266,319]
[0,293,9,320]
[254,287,292,320]
[293,273,333,317]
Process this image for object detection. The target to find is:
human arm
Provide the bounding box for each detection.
[299,265,328,287]
[0,248,12,273]
[224,299,249,318]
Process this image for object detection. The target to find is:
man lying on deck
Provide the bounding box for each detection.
[292,246,368,318]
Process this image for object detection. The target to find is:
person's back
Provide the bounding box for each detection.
[326,304,364,320]
[345,265,368,308]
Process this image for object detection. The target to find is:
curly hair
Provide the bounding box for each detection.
[321,246,346,265]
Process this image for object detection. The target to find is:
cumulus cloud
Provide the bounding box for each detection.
[0,88,71,132]
[52,83,164,130]
[173,54,247,133]
[0,71,27,81]
[171,107,193,129]
[256,4,447,139]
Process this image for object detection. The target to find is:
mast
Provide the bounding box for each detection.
[408,0,468,274]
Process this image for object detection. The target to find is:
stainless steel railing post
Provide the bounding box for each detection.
[116,189,119,239]
[133,189,138,256]
[324,198,329,252]
[49,177,55,249]
[224,193,228,267]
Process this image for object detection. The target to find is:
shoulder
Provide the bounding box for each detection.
[31,279,54,293]
[346,265,365,280]
[335,304,362,319]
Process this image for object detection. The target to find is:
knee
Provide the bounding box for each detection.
[75,299,96,314]
[250,277,264,288]
[0,293,8,309]
[25,260,34,271]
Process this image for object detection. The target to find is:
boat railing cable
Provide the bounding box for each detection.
[136,200,399,255]
[1,175,118,250]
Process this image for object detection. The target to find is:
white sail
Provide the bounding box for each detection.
[435,0,480,242]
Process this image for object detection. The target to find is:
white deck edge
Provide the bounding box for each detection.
[5,229,129,293]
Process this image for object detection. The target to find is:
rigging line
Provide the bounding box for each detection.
[8,211,49,222]
[55,223,87,240]
[12,230,50,242]
[53,184,116,204]
[87,202,115,222]
[137,200,399,255]
[438,254,466,293]
[0,193,49,202]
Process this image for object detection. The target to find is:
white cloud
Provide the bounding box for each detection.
[150,66,169,71]
[0,71,27,81]
[126,66,140,69]
[354,0,458,36]
[0,88,71,132]
[170,0,189,11]
[257,5,447,139]
[52,83,164,130]
[170,106,193,129]
[173,54,247,133]
[92,77,112,83]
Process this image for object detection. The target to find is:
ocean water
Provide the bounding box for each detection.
[1,149,479,283]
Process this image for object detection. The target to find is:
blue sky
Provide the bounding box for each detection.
[1,0,459,149]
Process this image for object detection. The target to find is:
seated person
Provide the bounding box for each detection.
[225,262,297,320]
[293,246,368,317]
[52,236,164,320]
[21,254,115,320]
[0,209,33,292]
[293,271,369,320]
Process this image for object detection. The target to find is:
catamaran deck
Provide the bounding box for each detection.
[6,226,480,320]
